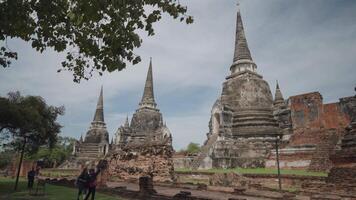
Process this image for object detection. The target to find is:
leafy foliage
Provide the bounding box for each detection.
[0,91,64,154]
[0,0,193,82]
[26,136,76,168]
[186,142,200,154]
[0,149,15,169]
[179,142,200,155]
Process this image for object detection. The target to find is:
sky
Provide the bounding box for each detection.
[1,0,356,150]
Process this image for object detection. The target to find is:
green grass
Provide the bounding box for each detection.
[0,177,122,200]
[175,168,327,177]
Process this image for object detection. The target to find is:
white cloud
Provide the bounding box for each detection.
[1,0,355,150]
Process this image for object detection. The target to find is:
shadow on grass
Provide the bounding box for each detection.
[0,177,121,200]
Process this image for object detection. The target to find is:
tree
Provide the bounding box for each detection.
[186,142,200,154]
[0,0,193,82]
[26,136,76,168]
[0,149,15,169]
[178,142,200,155]
[0,91,64,190]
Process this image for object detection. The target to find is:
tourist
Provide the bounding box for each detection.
[35,165,41,176]
[76,167,89,200]
[27,167,36,190]
[84,168,101,200]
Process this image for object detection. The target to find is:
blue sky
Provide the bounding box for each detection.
[1,0,356,150]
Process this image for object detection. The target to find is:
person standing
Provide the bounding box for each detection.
[27,168,36,190]
[76,167,89,200]
[84,168,101,200]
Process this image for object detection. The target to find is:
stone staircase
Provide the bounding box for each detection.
[191,133,219,170]
[76,143,102,160]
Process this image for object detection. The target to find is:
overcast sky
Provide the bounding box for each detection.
[1,0,356,150]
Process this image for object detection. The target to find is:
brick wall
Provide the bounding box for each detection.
[288,92,349,147]
[267,92,351,170]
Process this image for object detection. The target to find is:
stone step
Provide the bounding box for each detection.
[78,152,100,155]
[191,133,219,169]
[77,153,100,156]
[78,149,99,152]
[80,145,100,148]
[79,143,101,147]
[79,147,100,151]
[78,151,99,154]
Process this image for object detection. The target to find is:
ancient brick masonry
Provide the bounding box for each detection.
[114,58,172,149]
[190,6,354,171]
[107,143,175,183]
[193,6,279,169]
[267,92,351,170]
[107,58,174,182]
[328,92,356,184]
[59,87,110,169]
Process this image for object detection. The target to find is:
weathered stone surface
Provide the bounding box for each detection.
[267,92,351,170]
[173,154,195,169]
[209,173,249,188]
[328,92,356,185]
[107,143,175,183]
[288,93,349,146]
[59,87,109,169]
[139,176,157,195]
[107,60,174,183]
[114,59,172,148]
[308,130,340,171]
[194,8,279,169]
[191,7,355,172]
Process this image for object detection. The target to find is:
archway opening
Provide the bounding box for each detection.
[212,113,221,135]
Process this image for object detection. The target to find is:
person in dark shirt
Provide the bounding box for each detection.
[27,168,36,189]
[84,168,101,200]
[76,167,89,200]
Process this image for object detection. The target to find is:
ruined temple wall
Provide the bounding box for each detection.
[288,92,323,146]
[267,92,351,170]
[107,144,175,183]
[322,103,350,130]
[288,92,349,147]
[173,154,195,169]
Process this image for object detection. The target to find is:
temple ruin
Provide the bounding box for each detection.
[190,7,355,171]
[108,59,174,182]
[113,58,172,148]
[60,87,110,168]
[191,7,280,169]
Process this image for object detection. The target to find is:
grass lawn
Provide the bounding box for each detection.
[0,177,122,200]
[175,168,327,177]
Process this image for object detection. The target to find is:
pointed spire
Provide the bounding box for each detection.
[139,58,157,109]
[274,80,284,102]
[124,115,129,127]
[93,86,104,122]
[111,136,114,145]
[230,4,257,75]
[233,5,252,62]
[80,134,83,143]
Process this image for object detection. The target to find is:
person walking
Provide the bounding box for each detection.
[84,168,101,200]
[76,167,89,200]
[27,167,36,190]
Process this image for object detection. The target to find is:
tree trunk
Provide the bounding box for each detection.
[14,137,26,191]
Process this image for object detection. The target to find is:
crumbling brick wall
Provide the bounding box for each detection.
[288,93,349,147]
[268,92,351,170]
[7,158,36,177]
[107,143,175,183]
